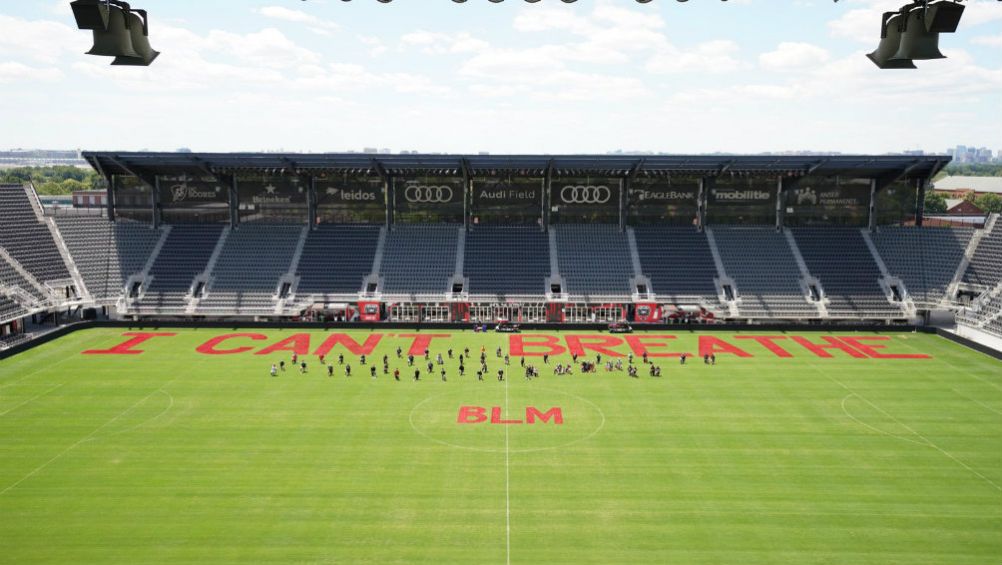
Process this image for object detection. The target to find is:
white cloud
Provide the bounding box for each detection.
[400,31,489,55]
[0,62,63,83]
[759,42,831,71]
[0,14,89,64]
[646,41,745,74]
[255,6,340,35]
[972,34,1002,47]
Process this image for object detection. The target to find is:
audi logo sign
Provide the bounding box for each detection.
[404,185,454,203]
[560,185,612,205]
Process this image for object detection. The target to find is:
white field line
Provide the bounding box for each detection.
[811,362,1002,494]
[0,333,120,391]
[0,382,65,417]
[504,351,511,565]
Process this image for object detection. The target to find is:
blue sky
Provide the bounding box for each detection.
[1,0,1000,154]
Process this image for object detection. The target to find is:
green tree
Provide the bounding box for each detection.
[924,191,948,213]
[974,193,1002,213]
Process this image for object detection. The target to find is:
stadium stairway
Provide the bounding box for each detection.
[128,224,225,315]
[0,184,74,292]
[871,226,975,308]
[293,224,383,302]
[196,224,303,315]
[554,224,635,301]
[961,213,1002,290]
[464,226,551,300]
[54,216,163,304]
[633,226,720,306]
[379,224,459,299]
[792,227,905,319]
[711,226,819,319]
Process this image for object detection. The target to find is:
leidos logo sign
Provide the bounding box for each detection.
[458,406,563,425]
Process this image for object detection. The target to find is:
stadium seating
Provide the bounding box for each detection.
[380,225,458,295]
[712,227,817,318]
[871,226,974,306]
[133,224,224,312]
[464,226,550,298]
[0,255,44,302]
[963,226,1002,288]
[792,227,904,318]
[0,184,71,284]
[296,225,382,296]
[0,295,27,323]
[633,226,719,304]
[197,224,302,313]
[555,225,634,298]
[54,216,163,301]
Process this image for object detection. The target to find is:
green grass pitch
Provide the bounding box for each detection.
[1,328,1000,564]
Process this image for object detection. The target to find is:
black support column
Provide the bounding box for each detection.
[915,177,927,227]
[697,176,711,230]
[228,176,239,228]
[619,177,628,232]
[867,178,878,232]
[106,175,117,222]
[307,175,317,228]
[151,176,162,229]
[385,175,394,228]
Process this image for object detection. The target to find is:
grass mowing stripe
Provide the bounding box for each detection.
[809,361,1002,494]
[0,382,65,417]
[1,328,999,564]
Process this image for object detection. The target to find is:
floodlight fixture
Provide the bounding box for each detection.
[70,0,159,66]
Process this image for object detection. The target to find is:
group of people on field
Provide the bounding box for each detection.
[267,344,717,381]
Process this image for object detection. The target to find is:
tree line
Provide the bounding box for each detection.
[0,166,105,195]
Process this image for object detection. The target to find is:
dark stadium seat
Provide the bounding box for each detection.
[871,226,974,306]
[793,227,904,318]
[380,225,459,296]
[296,225,382,296]
[0,184,71,284]
[633,226,719,304]
[712,226,817,318]
[464,226,549,298]
[555,224,634,298]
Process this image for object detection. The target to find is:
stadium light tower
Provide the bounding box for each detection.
[865,0,967,69]
[70,0,159,66]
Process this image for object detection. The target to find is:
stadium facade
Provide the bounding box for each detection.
[2,152,1002,344]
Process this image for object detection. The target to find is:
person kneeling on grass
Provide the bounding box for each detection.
[270,364,278,377]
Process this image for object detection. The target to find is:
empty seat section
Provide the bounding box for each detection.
[871,226,974,306]
[713,227,816,317]
[464,226,549,297]
[296,225,381,296]
[0,295,27,323]
[963,227,1002,288]
[55,216,162,301]
[381,225,457,295]
[134,224,224,311]
[793,227,903,317]
[0,184,70,283]
[198,224,302,313]
[633,226,718,303]
[556,225,633,297]
[0,255,44,302]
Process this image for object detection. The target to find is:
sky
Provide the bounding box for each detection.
[0,0,1000,155]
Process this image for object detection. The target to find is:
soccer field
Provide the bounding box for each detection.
[1,328,1000,565]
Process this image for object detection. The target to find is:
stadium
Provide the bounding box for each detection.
[2,1,1001,564]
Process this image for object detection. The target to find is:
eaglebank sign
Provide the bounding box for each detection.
[83,332,933,360]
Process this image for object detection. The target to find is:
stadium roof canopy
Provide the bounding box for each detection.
[83,151,950,180]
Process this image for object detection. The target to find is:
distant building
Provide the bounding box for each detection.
[944,199,984,215]
[72,190,108,209]
[932,176,1002,197]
